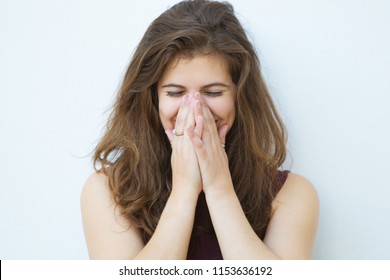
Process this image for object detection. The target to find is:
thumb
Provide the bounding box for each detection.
[165,129,174,143]
[218,125,229,146]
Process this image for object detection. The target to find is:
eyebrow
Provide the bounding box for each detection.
[161,82,230,89]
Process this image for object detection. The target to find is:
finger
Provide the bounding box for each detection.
[187,124,204,150]
[186,96,196,129]
[174,94,190,135]
[218,124,229,145]
[198,94,215,123]
[165,129,174,143]
[198,94,211,118]
[198,95,218,135]
[194,114,204,139]
[193,100,203,138]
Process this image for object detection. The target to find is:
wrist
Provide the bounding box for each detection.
[161,189,199,223]
[170,184,200,204]
[203,179,236,201]
[172,174,201,193]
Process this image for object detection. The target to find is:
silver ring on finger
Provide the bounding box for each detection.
[172,129,184,136]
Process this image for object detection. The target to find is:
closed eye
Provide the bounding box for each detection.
[166,91,223,97]
[205,91,222,97]
[166,91,185,97]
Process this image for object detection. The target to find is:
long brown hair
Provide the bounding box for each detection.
[93,0,286,243]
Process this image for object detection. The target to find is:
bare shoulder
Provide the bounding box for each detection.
[274,172,319,208]
[80,172,119,222]
[84,171,108,186]
[81,172,125,226]
[81,172,112,207]
[265,172,319,259]
[80,172,144,259]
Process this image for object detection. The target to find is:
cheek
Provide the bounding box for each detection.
[158,97,180,128]
[206,98,235,122]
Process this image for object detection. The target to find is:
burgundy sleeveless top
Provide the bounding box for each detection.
[186,170,290,260]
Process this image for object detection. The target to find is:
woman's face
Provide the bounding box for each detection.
[157,54,236,133]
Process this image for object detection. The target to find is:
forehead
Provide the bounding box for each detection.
[159,54,232,86]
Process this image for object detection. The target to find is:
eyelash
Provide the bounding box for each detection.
[166,91,184,97]
[166,91,222,97]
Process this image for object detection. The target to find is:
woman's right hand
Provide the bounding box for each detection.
[165,94,202,197]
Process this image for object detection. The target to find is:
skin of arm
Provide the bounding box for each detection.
[188,93,319,259]
[204,173,319,259]
[80,170,319,259]
[81,94,319,260]
[81,172,199,259]
[81,96,202,259]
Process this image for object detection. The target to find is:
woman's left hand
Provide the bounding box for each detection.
[187,92,233,194]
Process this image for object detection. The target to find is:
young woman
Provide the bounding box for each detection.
[81,0,319,259]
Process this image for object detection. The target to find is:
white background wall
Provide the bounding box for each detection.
[1,0,389,259]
